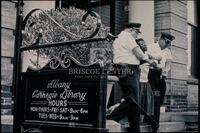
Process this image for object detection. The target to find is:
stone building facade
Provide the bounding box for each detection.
[1,0,198,115]
[155,0,189,112]
[1,1,16,115]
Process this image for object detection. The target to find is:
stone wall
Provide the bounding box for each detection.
[1,1,16,115]
[187,79,198,112]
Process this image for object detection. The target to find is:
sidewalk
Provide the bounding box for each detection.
[1,112,198,133]
[1,115,13,133]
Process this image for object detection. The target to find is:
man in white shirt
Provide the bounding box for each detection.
[144,32,175,132]
[107,22,156,133]
[136,38,154,117]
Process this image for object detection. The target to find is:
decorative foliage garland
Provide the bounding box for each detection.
[22,7,113,66]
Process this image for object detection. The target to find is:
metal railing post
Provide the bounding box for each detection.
[13,0,23,132]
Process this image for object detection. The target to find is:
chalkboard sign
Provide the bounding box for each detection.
[20,57,106,129]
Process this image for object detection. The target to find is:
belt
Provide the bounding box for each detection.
[153,90,161,96]
[114,64,139,68]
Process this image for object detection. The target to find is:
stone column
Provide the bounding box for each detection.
[155,1,188,112]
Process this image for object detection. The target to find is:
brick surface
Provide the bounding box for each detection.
[155,13,187,34]
[1,57,13,70]
[1,1,16,19]
[155,13,171,30]
[170,1,187,19]
[170,29,187,49]
[2,85,11,92]
[167,80,188,96]
[179,0,187,5]
[170,80,188,95]
[155,1,170,14]
[170,63,188,80]
[165,79,188,112]
[1,1,16,9]
[187,84,198,111]
[1,15,16,30]
[171,13,187,34]
[155,1,187,19]
[1,28,15,57]
[1,57,13,89]
[171,46,187,65]
[1,69,13,86]
[1,1,16,31]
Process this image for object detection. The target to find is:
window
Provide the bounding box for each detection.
[55,0,112,32]
[187,1,198,78]
[187,24,198,78]
[55,0,110,10]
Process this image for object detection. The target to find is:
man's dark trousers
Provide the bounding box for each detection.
[143,69,166,132]
[107,65,141,133]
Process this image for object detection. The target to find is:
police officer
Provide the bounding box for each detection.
[107,22,156,133]
[144,32,175,132]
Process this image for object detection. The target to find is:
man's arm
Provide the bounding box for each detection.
[162,59,172,78]
[132,46,156,67]
[147,53,162,61]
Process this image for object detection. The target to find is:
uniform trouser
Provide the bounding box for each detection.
[143,69,166,132]
[107,65,140,133]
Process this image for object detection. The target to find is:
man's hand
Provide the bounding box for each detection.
[156,56,162,61]
[162,70,167,78]
[148,60,157,68]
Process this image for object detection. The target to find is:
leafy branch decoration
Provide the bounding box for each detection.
[22,7,113,69]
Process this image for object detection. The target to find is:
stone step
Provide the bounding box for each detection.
[160,112,198,131]
[159,122,186,132]
[1,124,13,133]
[106,120,186,132]
[0,115,191,132]
[1,115,13,133]
[106,120,152,132]
[171,112,198,122]
[160,112,198,122]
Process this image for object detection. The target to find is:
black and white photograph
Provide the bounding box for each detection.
[1,0,199,132]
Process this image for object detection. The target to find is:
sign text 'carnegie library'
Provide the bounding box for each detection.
[21,57,102,126]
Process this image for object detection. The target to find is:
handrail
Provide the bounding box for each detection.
[20,38,106,51]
